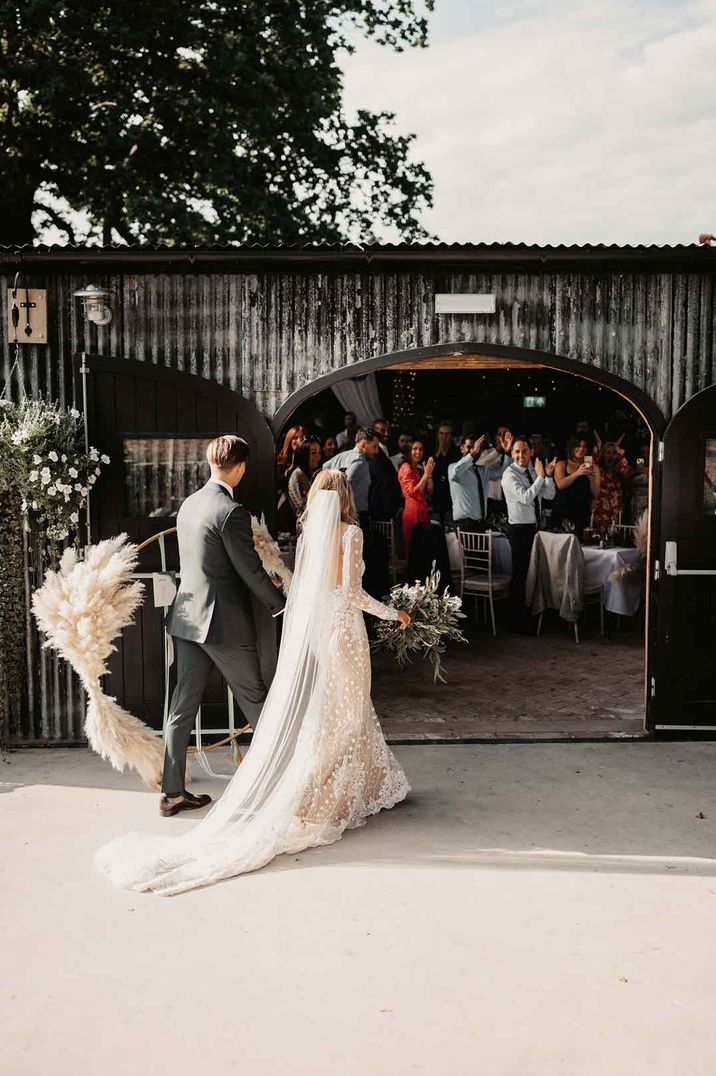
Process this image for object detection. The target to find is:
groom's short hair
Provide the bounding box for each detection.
[207,435,250,469]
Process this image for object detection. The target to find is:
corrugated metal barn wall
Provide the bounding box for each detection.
[1,266,714,743]
[2,269,715,421]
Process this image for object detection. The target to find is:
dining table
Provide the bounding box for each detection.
[582,544,643,616]
[447,530,643,617]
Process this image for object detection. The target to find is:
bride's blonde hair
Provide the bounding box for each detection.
[303,468,358,525]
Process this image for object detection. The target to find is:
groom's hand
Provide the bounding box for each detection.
[269,573,283,588]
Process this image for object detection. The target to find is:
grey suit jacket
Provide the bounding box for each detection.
[167,482,286,644]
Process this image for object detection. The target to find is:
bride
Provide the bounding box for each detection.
[96,469,411,895]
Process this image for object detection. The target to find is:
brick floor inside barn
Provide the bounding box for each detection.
[372,614,645,741]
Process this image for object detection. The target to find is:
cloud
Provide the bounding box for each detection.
[340,0,716,244]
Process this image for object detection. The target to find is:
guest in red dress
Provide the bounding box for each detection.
[592,441,632,533]
[398,440,434,552]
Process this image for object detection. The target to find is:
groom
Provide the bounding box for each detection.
[160,434,286,817]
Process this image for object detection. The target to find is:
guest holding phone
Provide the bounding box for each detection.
[550,436,601,539]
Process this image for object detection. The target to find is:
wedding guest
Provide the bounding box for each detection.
[391,430,413,471]
[573,417,601,452]
[448,435,502,531]
[336,410,358,450]
[372,417,391,455]
[487,426,513,516]
[592,441,632,534]
[529,432,546,464]
[629,440,651,523]
[322,434,338,461]
[369,418,403,521]
[276,424,306,533]
[399,440,434,552]
[287,438,323,518]
[550,436,601,539]
[502,439,557,631]
[324,426,381,524]
[431,420,461,523]
[276,425,306,481]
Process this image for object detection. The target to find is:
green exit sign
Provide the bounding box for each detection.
[523,395,547,408]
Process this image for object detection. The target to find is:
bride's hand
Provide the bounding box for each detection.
[397,610,411,630]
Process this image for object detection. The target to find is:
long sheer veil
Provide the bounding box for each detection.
[96,489,343,894]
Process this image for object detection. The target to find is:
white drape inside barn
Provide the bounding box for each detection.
[331,374,384,428]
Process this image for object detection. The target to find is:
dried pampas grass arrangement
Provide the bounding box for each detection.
[609,511,648,582]
[32,535,164,789]
[251,515,293,592]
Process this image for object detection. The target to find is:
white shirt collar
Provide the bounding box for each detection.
[209,478,234,498]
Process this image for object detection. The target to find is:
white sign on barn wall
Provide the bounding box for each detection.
[435,294,496,315]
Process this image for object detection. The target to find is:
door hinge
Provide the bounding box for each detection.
[650,676,656,699]
[654,559,660,581]
[658,441,664,462]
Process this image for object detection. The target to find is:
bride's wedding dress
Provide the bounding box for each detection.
[96,490,409,895]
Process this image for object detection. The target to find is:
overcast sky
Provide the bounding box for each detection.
[341,0,716,245]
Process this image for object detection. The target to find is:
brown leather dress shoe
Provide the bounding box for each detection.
[160,791,212,817]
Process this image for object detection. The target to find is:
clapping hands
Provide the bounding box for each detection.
[535,456,558,477]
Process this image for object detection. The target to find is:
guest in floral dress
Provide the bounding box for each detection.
[592,441,632,533]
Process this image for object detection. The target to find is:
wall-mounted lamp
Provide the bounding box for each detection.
[73,285,113,326]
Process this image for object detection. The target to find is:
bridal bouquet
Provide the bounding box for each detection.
[373,568,467,683]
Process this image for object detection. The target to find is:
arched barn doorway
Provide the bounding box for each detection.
[274,343,666,741]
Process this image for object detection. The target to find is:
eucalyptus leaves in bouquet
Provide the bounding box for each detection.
[372,568,468,683]
[0,399,109,558]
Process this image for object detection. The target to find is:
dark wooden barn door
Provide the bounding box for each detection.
[74,354,275,731]
[654,384,716,731]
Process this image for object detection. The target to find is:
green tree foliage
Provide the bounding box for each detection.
[0,0,435,246]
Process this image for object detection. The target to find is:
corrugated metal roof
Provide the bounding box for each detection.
[1,240,714,273]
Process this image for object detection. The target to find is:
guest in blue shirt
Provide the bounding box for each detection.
[323,427,380,521]
[448,435,503,531]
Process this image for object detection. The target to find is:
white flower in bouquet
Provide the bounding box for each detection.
[70,511,79,524]
[47,485,57,496]
[101,454,110,464]
[69,407,80,418]
[68,466,78,478]
[74,483,82,492]
[61,454,67,462]
[80,486,88,497]
[88,475,97,485]
[32,454,42,465]
[40,468,51,484]
[89,447,99,462]
[29,469,39,482]
[372,567,468,684]
[48,450,59,462]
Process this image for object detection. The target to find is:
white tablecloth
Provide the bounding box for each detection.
[582,545,643,616]
[447,533,642,617]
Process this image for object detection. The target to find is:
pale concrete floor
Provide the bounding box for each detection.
[3,744,716,1076]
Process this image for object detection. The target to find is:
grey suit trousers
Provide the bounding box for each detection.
[161,635,268,796]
